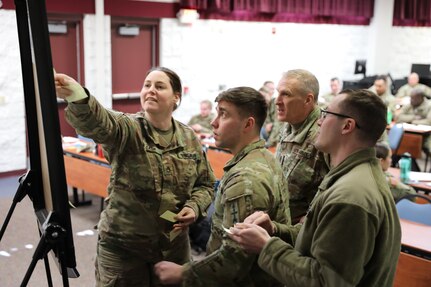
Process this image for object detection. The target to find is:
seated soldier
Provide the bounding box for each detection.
[319,77,341,108]
[396,88,431,125]
[375,142,416,202]
[396,72,431,100]
[188,99,215,137]
[369,75,396,121]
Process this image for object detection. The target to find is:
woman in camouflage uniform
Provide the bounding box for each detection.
[375,142,416,202]
[55,67,215,286]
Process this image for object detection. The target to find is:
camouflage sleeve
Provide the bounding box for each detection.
[389,179,416,202]
[412,107,431,125]
[266,121,284,147]
[395,106,415,123]
[184,149,216,220]
[187,115,198,126]
[65,94,131,150]
[183,171,272,284]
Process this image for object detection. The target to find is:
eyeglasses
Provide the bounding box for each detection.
[320,108,361,129]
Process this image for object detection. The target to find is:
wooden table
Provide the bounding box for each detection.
[63,148,110,210]
[400,219,431,259]
[392,123,431,159]
[394,219,431,287]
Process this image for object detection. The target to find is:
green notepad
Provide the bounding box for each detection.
[160,210,177,223]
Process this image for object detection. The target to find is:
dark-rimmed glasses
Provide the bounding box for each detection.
[320,108,361,129]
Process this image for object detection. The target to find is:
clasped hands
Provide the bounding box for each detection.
[154,211,272,285]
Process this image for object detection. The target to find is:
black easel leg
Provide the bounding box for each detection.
[21,232,48,287]
[43,254,53,287]
[0,172,31,241]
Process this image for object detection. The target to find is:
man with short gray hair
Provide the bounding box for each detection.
[275,69,329,224]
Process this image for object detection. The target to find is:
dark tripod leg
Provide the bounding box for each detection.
[36,223,54,287]
[21,231,50,287]
[21,223,68,287]
[43,255,54,287]
[0,171,32,241]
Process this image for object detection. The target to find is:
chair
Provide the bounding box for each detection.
[396,194,431,226]
[388,123,405,153]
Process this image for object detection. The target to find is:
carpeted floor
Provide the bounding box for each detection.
[0,180,100,287]
[0,177,206,287]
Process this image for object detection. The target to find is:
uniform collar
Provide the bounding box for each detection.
[282,105,320,144]
[318,147,377,191]
[223,139,266,172]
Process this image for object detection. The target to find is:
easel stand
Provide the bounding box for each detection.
[22,213,70,287]
[0,171,70,287]
[0,171,32,241]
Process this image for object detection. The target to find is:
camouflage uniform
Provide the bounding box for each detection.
[65,95,216,286]
[276,106,329,223]
[396,99,431,150]
[182,140,291,286]
[384,171,416,202]
[318,92,336,108]
[258,148,402,286]
[368,86,397,115]
[396,99,431,125]
[395,83,431,99]
[188,113,215,134]
[264,98,282,147]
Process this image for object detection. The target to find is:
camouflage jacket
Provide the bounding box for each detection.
[395,83,431,99]
[384,171,416,202]
[258,148,401,287]
[276,106,329,223]
[65,95,215,262]
[188,113,215,134]
[183,140,290,286]
[265,98,282,147]
[396,99,431,125]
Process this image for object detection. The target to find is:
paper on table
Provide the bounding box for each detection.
[409,171,431,182]
[160,210,177,222]
[402,123,431,133]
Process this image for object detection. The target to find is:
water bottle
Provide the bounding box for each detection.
[399,153,411,183]
[386,108,393,124]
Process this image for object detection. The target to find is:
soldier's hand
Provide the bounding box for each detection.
[229,223,271,254]
[173,207,196,231]
[244,211,276,235]
[191,123,203,132]
[154,261,183,284]
[54,73,87,103]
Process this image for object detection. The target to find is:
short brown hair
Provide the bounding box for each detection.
[339,89,387,144]
[215,87,267,130]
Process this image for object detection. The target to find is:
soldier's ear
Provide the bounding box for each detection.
[243,117,255,131]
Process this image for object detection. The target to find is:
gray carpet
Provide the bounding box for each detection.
[0,184,100,286]
[0,178,205,287]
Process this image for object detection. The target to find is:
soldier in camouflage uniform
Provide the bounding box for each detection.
[259,82,282,148]
[375,142,416,202]
[55,67,215,286]
[396,88,431,152]
[230,89,401,287]
[396,88,431,125]
[275,69,330,224]
[155,87,291,286]
[188,99,215,136]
